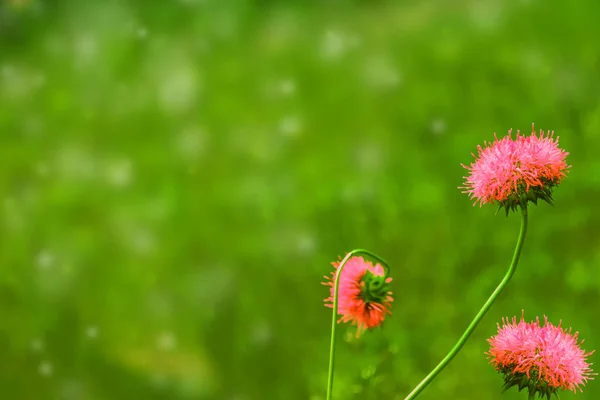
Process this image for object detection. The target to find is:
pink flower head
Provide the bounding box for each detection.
[461,124,569,214]
[322,256,393,336]
[487,311,595,398]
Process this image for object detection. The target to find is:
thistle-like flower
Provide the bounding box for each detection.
[461,124,569,214]
[322,256,393,336]
[487,311,595,399]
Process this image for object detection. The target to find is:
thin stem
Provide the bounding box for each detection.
[326,249,389,400]
[404,206,529,400]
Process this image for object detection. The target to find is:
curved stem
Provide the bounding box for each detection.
[404,206,529,400]
[326,249,389,400]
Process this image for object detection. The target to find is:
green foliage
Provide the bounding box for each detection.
[1,0,599,399]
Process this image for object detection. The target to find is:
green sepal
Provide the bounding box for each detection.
[496,366,560,400]
[360,270,390,304]
[496,177,560,216]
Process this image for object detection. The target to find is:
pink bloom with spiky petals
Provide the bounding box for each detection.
[487,311,595,398]
[461,124,569,212]
[322,256,393,336]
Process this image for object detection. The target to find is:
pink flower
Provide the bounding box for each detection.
[487,311,595,398]
[461,124,569,213]
[322,256,393,336]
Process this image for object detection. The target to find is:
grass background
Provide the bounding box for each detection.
[1,0,599,399]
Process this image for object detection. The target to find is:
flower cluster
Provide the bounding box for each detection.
[322,256,393,336]
[321,123,591,400]
[487,312,595,398]
[461,124,569,214]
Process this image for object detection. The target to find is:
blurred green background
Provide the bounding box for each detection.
[1,0,599,399]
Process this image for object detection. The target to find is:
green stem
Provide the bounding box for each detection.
[404,205,529,400]
[326,249,389,400]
